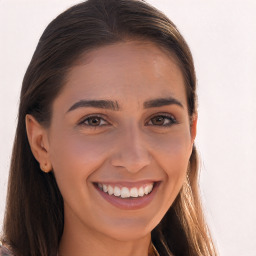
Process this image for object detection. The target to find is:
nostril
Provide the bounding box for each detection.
[111,154,151,173]
[111,151,151,172]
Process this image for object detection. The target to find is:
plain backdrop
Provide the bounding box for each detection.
[0,0,256,255]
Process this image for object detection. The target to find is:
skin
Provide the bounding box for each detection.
[26,40,197,256]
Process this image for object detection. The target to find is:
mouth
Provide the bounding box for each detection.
[93,181,161,210]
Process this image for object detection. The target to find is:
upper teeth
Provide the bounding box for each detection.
[98,183,154,198]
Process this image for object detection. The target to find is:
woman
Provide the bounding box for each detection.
[1,0,217,255]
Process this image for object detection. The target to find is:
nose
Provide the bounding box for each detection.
[110,127,151,173]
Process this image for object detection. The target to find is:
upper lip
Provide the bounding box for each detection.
[93,180,160,188]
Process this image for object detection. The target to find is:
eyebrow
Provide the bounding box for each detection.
[143,97,184,109]
[67,99,120,112]
[66,97,183,113]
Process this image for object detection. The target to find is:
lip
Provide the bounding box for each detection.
[93,181,161,210]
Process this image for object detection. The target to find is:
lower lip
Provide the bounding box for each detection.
[93,182,161,210]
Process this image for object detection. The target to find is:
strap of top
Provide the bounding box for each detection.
[0,243,13,256]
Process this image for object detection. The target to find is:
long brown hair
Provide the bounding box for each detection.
[2,0,217,255]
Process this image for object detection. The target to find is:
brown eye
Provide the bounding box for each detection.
[147,115,176,126]
[151,116,165,125]
[81,116,108,127]
[88,117,101,126]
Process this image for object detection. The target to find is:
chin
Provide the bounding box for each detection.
[99,216,160,242]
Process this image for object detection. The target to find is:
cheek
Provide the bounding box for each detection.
[152,132,192,191]
[48,131,111,191]
[152,130,192,166]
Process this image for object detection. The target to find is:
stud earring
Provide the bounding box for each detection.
[40,162,51,173]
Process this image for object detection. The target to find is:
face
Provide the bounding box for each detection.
[46,41,196,241]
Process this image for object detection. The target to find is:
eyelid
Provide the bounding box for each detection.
[78,114,110,126]
[145,112,177,126]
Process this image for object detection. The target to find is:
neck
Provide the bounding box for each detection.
[58,220,152,256]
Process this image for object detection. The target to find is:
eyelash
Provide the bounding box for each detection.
[78,114,108,128]
[78,113,177,129]
[146,114,177,127]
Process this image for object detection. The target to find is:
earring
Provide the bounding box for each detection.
[40,162,51,173]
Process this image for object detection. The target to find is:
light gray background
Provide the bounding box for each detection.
[1,0,256,255]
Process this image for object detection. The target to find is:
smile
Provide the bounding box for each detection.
[97,182,154,198]
[93,181,161,210]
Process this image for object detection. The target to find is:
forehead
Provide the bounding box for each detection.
[55,41,187,111]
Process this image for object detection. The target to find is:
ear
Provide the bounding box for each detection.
[25,114,52,173]
[190,113,198,143]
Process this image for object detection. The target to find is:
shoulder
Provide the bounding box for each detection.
[0,245,13,256]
